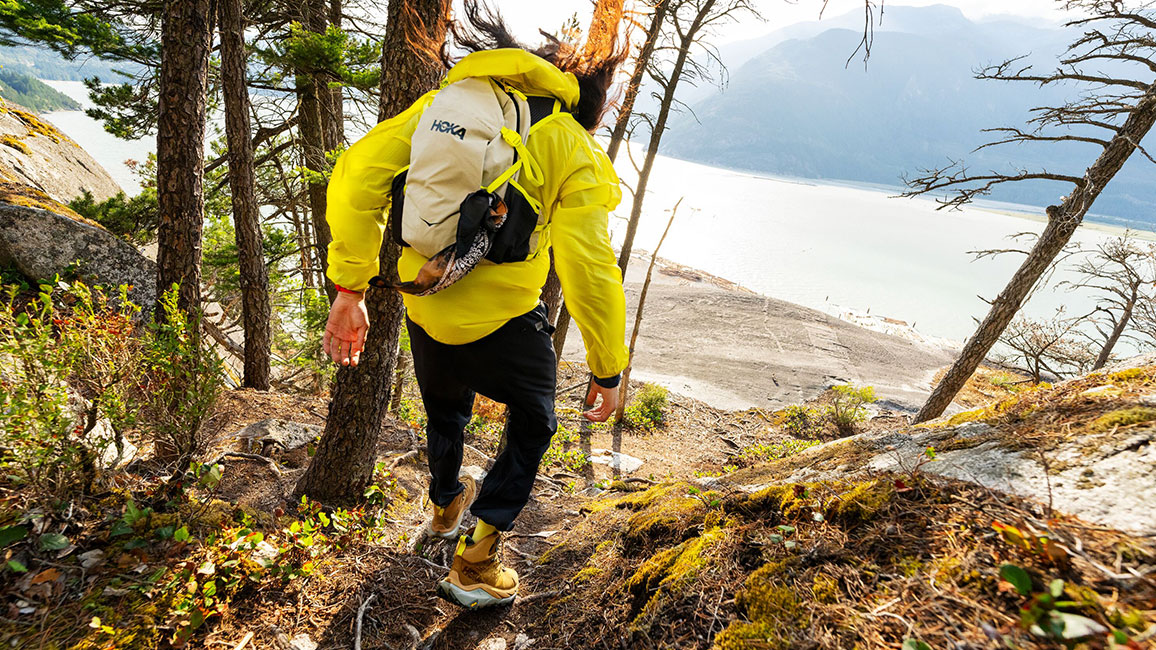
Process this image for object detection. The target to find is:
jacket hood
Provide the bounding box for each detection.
[444,49,580,109]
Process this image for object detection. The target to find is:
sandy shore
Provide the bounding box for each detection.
[562,256,957,412]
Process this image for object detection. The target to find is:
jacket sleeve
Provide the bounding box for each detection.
[550,135,629,382]
[325,92,434,292]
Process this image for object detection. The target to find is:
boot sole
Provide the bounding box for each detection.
[426,523,461,540]
[436,579,515,609]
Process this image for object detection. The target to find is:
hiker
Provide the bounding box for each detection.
[320,3,628,609]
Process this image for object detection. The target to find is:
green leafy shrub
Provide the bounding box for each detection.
[624,383,669,431]
[142,286,223,468]
[781,404,822,438]
[69,187,159,245]
[0,284,95,497]
[825,385,876,435]
[740,439,821,462]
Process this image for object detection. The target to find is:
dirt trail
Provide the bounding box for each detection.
[562,258,956,412]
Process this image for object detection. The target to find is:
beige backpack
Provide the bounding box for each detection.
[375,77,560,296]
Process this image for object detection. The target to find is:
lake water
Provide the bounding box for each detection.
[37,79,1151,346]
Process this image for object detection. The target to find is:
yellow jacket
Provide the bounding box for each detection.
[325,49,629,381]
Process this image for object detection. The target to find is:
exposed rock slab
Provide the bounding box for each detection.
[0,201,156,307]
[731,358,1156,537]
[0,103,120,204]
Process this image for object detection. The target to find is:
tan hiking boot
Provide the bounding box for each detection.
[436,527,519,609]
[427,474,476,539]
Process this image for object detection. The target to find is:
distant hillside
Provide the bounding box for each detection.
[0,45,137,82]
[662,5,1156,226]
[0,69,80,111]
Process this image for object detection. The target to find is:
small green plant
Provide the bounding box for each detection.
[623,383,669,431]
[740,439,821,462]
[781,404,822,438]
[826,384,876,434]
[542,425,590,471]
[999,564,1120,643]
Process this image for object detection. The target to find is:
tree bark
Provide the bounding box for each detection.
[219,0,272,389]
[617,0,713,277]
[297,0,335,303]
[156,0,213,320]
[552,301,572,360]
[606,0,668,163]
[915,82,1156,423]
[294,0,450,505]
[1093,300,1135,370]
[616,198,678,422]
[542,251,563,324]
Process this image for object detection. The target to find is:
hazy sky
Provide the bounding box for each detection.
[495,0,1073,45]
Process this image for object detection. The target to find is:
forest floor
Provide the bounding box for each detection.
[7,352,1154,650]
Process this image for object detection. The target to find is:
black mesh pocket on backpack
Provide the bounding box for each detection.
[389,170,409,248]
[486,187,538,263]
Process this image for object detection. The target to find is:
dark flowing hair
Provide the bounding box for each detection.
[424,0,627,131]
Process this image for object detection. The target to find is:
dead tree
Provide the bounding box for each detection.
[908,1,1156,423]
[616,0,755,277]
[295,0,450,504]
[616,198,681,423]
[998,308,1095,382]
[1063,232,1156,369]
[605,0,669,163]
[219,0,273,389]
[155,0,213,320]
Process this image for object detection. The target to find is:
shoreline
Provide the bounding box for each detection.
[562,253,957,412]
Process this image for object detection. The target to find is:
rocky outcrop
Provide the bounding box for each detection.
[0,102,120,204]
[715,358,1156,537]
[0,197,156,307]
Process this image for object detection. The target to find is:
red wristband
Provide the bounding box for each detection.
[335,284,363,295]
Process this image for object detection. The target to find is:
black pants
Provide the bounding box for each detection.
[408,304,557,531]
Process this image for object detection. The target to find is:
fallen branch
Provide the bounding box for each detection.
[389,450,419,468]
[231,632,254,650]
[354,593,376,650]
[207,452,286,477]
[518,590,563,606]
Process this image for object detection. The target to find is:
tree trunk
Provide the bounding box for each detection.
[553,301,572,360]
[542,251,563,324]
[324,0,346,148]
[297,0,335,303]
[219,0,272,389]
[915,83,1156,423]
[294,0,450,505]
[616,198,679,422]
[606,0,668,163]
[1093,299,1135,370]
[156,0,213,320]
[616,0,712,277]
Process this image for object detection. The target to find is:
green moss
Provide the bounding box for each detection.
[713,559,804,650]
[825,480,893,524]
[573,565,604,583]
[1090,407,1156,432]
[628,527,728,633]
[0,180,86,219]
[1,104,74,145]
[811,573,839,604]
[624,493,707,547]
[1109,368,1151,384]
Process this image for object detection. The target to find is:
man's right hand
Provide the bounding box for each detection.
[323,291,369,367]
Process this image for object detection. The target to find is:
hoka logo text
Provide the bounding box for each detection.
[431,120,467,140]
